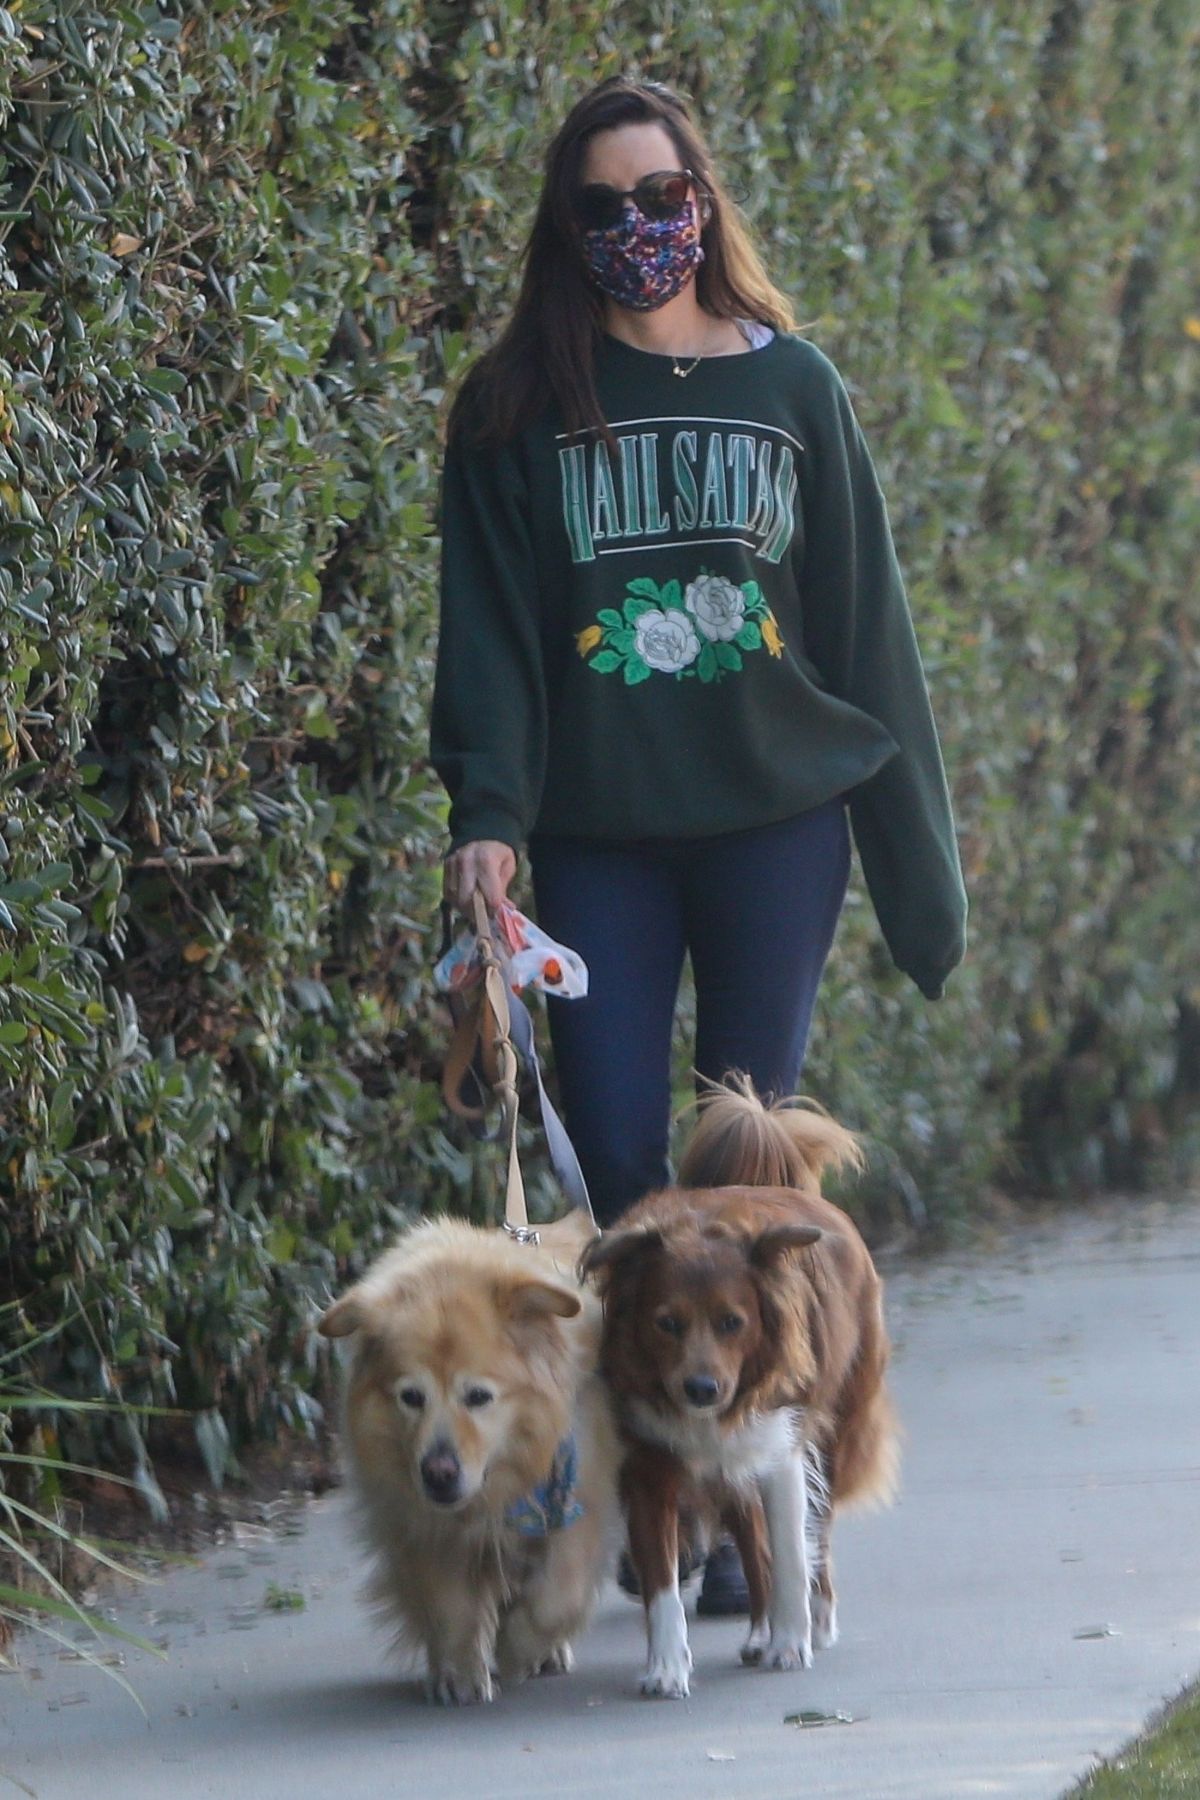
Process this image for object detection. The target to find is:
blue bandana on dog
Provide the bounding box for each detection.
[505,1433,584,1538]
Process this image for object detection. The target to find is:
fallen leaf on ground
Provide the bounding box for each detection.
[785,1709,857,1727]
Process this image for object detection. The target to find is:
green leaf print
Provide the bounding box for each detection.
[607,627,636,654]
[697,643,719,683]
[623,596,656,623]
[623,657,652,685]
[626,577,661,601]
[659,578,682,609]
[741,580,765,614]
[597,608,624,630]
[735,620,763,651]
[589,649,623,674]
[714,641,743,672]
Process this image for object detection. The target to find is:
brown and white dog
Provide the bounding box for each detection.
[319,1214,621,1704]
[581,1078,898,1699]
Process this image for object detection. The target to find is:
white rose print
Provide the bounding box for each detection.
[633,607,701,673]
[684,573,746,642]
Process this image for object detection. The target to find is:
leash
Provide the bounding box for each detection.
[438,894,595,1539]
[440,892,595,1235]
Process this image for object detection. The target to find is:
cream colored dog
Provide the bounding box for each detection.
[318,1214,620,1703]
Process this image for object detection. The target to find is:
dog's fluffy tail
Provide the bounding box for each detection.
[677,1073,864,1196]
[830,1291,901,1512]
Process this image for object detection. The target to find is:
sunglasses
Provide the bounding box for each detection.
[572,168,700,233]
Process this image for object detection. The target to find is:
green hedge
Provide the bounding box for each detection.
[1,0,1197,1475]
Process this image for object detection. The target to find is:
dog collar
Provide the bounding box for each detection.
[505,1433,584,1538]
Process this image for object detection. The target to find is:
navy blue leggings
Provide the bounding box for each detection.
[527,800,851,1226]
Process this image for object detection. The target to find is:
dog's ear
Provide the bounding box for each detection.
[317,1291,370,1338]
[502,1277,582,1322]
[748,1224,823,1268]
[578,1226,664,1282]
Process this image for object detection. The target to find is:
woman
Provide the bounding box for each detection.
[430,75,967,1610]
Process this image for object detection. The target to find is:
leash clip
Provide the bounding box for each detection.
[502,1221,542,1248]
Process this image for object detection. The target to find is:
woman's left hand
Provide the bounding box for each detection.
[443,838,518,914]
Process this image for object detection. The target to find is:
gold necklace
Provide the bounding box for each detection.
[672,322,735,377]
[671,350,703,378]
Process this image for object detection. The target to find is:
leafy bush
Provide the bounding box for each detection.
[0,0,464,1473]
[0,1362,162,1697]
[1,0,1197,1480]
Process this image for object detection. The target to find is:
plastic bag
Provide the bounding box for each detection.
[433,900,588,1000]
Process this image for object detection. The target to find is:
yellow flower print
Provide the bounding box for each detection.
[576,624,603,657]
[762,611,785,658]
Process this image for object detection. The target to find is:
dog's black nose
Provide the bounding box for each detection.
[420,1445,464,1504]
[683,1374,721,1408]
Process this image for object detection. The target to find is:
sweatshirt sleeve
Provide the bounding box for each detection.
[429,417,547,853]
[797,353,968,999]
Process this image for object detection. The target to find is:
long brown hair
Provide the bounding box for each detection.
[448,76,798,451]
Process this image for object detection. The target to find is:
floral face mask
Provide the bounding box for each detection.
[580,204,705,312]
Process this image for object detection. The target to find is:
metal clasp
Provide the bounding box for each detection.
[502,1222,542,1248]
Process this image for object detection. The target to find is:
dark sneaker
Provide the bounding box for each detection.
[695,1536,750,1617]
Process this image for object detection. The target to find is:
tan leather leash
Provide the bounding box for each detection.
[440,893,596,1241]
[469,891,530,1234]
[440,904,501,1126]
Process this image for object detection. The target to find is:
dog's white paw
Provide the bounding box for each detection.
[740,1620,770,1666]
[641,1589,692,1697]
[764,1631,813,1672]
[537,1643,574,1677]
[640,1645,692,1700]
[428,1665,495,1705]
[811,1592,838,1650]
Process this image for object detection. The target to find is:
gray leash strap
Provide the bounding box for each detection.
[506,991,594,1224]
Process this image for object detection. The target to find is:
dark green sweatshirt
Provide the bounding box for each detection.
[431,330,967,999]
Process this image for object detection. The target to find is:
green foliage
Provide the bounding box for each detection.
[262,1581,306,1612]
[0,1361,164,1699]
[0,0,471,1475]
[1069,1681,1200,1797]
[1,0,1198,1482]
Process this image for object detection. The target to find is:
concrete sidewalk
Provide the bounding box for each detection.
[4,1197,1199,1799]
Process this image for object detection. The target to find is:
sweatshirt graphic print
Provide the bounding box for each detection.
[559,417,798,686]
[431,331,968,999]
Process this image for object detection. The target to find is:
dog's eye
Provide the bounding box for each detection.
[397,1386,425,1410]
[655,1314,685,1338]
[716,1313,745,1336]
[463,1387,494,1409]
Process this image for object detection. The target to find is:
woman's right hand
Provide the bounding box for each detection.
[443,839,518,914]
